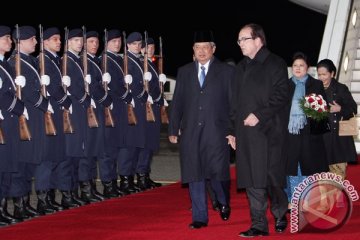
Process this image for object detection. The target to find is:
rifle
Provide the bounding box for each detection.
[102,29,115,127]
[143,31,155,122]
[122,31,137,125]
[15,24,31,141]
[158,36,169,124]
[62,27,74,134]
[39,24,57,136]
[82,26,99,128]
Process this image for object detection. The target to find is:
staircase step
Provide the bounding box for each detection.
[353,70,360,80]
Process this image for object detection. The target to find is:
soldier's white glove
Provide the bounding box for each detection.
[109,103,113,110]
[144,71,152,81]
[0,110,3,120]
[164,98,169,107]
[124,74,133,84]
[47,102,54,114]
[131,98,135,108]
[102,72,111,83]
[62,75,71,87]
[85,74,91,85]
[0,77,3,89]
[41,75,50,86]
[23,107,29,120]
[69,104,73,114]
[147,95,153,104]
[159,73,167,84]
[15,75,26,88]
[91,98,96,108]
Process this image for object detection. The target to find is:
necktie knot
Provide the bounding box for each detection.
[199,65,206,87]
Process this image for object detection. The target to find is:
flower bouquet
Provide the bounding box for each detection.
[300,93,329,121]
[300,93,330,134]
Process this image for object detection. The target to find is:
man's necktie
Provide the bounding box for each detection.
[199,65,206,87]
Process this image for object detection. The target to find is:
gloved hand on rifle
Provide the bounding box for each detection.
[62,104,72,114]
[90,99,96,108]
[102,72,111,84]
[124,74,133,85]
[130,98,135,108]
[85,74,91,85]
[147,95,153,104]
[15,75,26,88]
[159,73,167,84]
[62,75,71,87]
[144,71,152,81]
[23,107,29,120]
[47,102,54,114]
[0,110,3,120]
[41,75,50,86]
[163,98,169,107]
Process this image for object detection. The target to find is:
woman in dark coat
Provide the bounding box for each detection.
[285,52,329,209]
[317,59,357,179]
[285,53,329,177]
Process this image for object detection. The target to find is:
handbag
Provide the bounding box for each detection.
[339,114,358,136]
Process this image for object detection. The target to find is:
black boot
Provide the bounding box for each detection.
[23,194,40,218]
[146,173,162,188]
[36,191,56,215]
[79,181,100,203]
[90,180,106,201]
[136,173,151,190]
[112,179,125,196]
[0,198,22,225]
[119,176,139,194]
[13,197,31,220]
[60,191,80,209]
[102,181,119,198]
[71,190,88,206]
[48,189,65,211]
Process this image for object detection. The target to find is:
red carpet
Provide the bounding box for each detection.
[0,165,359,240]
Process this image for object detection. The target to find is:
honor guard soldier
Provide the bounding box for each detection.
[138,37,165,189]
[118,32,151,194]
[39,27,73,212]
[8,26,54,219]
[82,30,113,202]
[63,28,92,207]
[99,29,132,197]
[0,25,24,225]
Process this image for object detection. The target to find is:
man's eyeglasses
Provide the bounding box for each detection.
[237,37,254,45]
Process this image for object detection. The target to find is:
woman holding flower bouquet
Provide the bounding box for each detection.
[316,59,357,179]
[285,52,329,208]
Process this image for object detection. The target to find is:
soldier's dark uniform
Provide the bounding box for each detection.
[0,25,24,225]
[118,32,148,193]
[99,29,133,197]
[137,37,163,189]
[8,26,49,219]
[39,27,72,212]
[82,30,112,202]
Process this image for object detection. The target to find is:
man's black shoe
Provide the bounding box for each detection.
[219,204,231,221]
[239,228,269,238]
[212,200,220,211]
[189,221,208,229]
[275,216,287,232]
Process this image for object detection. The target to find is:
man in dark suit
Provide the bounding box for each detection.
[227,23,289,237]
[169,30,234,229]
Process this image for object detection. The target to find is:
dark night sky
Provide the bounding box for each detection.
[4,0,326,77]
